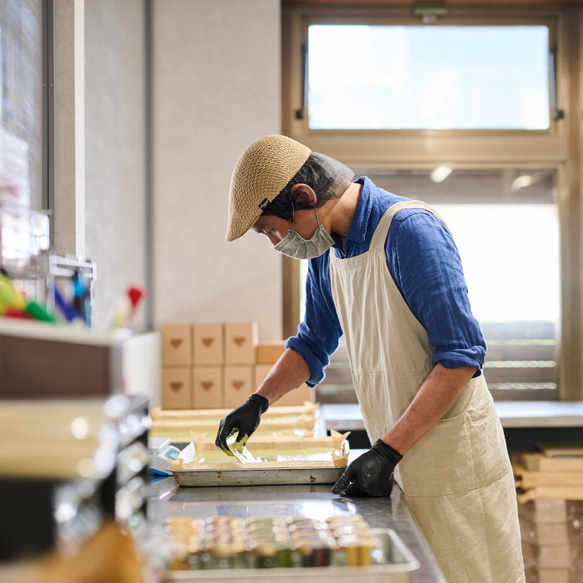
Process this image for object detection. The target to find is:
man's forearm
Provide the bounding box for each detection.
[382,364,477,454]
[255,348,311,404]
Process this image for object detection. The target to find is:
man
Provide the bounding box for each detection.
[216,134,525,583]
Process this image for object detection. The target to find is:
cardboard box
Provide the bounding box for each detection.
[521,539,535,569]
[522,543,571,569]
[224,322,257,365]
[524,566,570,583]
[192,366,223,409]
[254,364,273,387]
[520,517,569,546]
[256,341,286,364]
[537,568,571,583]
[254,364,315,406]
[538,544,571,569]
[275,384,315,407]
[193,323,224,366]
[223,365,254,408]
[518,499,567,523]
[161,367,192,409]
[161,324,192,367]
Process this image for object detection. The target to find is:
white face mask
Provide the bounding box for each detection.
[273,207,335,260]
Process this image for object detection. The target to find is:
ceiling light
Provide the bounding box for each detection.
[431,166,453,183]
[511,175,533,192]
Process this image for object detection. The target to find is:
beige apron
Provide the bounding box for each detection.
[329,201,525,583]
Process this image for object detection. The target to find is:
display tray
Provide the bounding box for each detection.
[171,465,344,487]
[164,528,420,583]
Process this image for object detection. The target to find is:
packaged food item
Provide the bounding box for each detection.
[206,540,248,570]
[164,512,379,571]
[336,533,377,567]
[250,542,278,568]
[165,517,204,570]
[295,538,335,567]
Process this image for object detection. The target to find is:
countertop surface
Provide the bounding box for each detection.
[322,401,583,431]
[147,473,446,583]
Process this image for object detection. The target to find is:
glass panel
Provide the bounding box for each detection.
[310,168,559,401]
[0,0,44,210]
[299,257,308,322]
[354,168,560,400]
[308,25,550,130]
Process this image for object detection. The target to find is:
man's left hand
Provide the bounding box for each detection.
[332,440,403,497]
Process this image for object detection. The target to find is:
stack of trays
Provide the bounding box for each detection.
[149,402,320,443]
[512,446,583,582]
[518,498,583,583]
[512,445,583,502]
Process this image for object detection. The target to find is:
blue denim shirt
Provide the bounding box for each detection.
[286,176,487,386]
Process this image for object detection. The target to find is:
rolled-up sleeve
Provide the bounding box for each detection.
[286,254,343,386]
[387,210,487,375]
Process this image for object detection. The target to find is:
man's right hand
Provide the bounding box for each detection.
[215,393,269,455]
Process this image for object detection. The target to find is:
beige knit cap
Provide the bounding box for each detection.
[226,135,311,241]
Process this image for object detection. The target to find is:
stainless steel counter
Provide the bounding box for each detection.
[494,400,583,428]
[322,401,583,432]
[147,475,446,583]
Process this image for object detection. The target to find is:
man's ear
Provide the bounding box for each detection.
[290,184,317,207]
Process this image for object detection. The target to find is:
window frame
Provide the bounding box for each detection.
[284,6,563,156]
[281,3,583,402]
[304,22,553,132]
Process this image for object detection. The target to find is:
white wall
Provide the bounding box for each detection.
[153,0,283,341]
[84,0,147,330]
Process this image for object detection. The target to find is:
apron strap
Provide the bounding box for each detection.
[370,200,449,250]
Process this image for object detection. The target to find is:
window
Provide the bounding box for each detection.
[0,0,45,211]
[358,168,560,401]
[282,4,582,401]
[307,25,550,130]
[0,0,50,293]
[306,168,560,402]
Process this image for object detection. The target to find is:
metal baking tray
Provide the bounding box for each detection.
[164,528,420,583]
[172,465,344,487]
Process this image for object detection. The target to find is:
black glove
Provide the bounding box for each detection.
[215,394,269,455]
[332,440,402,497]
